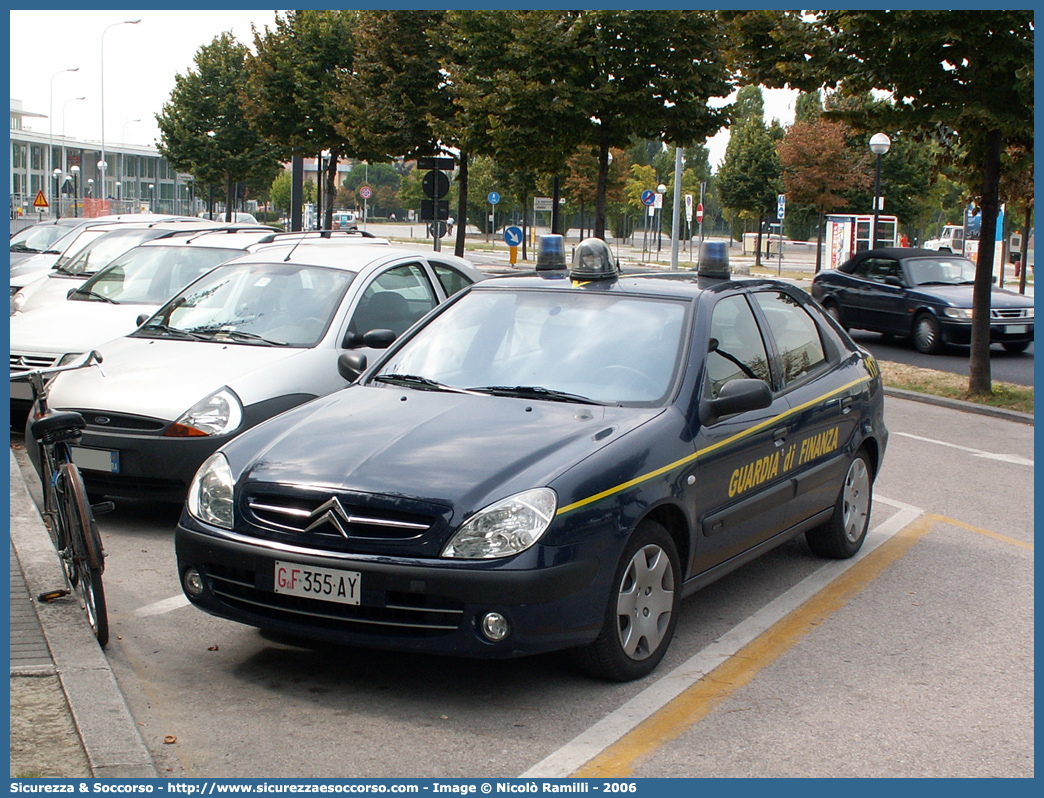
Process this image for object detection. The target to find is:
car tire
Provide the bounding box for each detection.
[1002,341,1030,353]
[571,520,681,681]
[806,450,872,559]
[912,312,943,354]
[823,301,847,330]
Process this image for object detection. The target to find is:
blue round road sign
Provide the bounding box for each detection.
[641,189,656,206]
[488,192,501,205]
[504,226,523,247]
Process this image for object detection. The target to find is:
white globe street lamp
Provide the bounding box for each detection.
[49,67,79,206]
[100,19,141,198]
[869,133,891,248]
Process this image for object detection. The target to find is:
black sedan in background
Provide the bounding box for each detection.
[176,239,888,681]
[811,248,1034,354]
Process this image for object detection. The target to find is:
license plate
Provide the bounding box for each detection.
[71,446,119,474]
[10,380,32,401]
[274,561,360,606]
[1005,325,1028,334]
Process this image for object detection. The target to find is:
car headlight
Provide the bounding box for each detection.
[187,452,234,529]
[943,307,973,320]
[10,290,26,314]
[165,387,243,438]
[441,488,557,559]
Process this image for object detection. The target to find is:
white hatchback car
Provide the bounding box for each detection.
[9,228,284,415]
[44,243,483,502]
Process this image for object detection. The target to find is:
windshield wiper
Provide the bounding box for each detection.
[136,323,209,341]
[71,288,116,304]
[372,373,474,394]
[10,243,37,253]
[195,328,289,346]
[467,385,607,405]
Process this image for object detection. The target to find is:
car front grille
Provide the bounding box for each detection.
[205,562,464,638]
[992,308,1033,320]
[72,410,167,433]
[241,487,449,557]
[10,352,60,372]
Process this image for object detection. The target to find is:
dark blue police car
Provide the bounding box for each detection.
[176,239,888,681]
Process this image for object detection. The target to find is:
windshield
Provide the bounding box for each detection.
[136,261,355,347]
[10,223,78,253]
[55,228,167,276]
[72,246,244,305]
[906,256,977,286]
[376,288,689,405]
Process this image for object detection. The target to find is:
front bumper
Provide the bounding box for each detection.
[175,517,610,658]
[71,427,228,502]
[939,319,1034,346]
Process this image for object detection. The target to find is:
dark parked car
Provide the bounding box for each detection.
[811,248,1034,354]
[175,239,888,681]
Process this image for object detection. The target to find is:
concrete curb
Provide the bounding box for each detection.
[884,387,1034,425]
[9,450,158,778]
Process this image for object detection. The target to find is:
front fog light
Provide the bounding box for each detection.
[480,612,510,642]
[183,567,204,597]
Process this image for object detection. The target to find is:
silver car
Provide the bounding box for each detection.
[44,243,484,502]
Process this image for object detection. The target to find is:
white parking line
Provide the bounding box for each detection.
[894,431,1034,466]
[519,494,923,778]
[134,594,190,617]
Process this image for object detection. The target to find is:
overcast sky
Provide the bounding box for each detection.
[9,9,796,171]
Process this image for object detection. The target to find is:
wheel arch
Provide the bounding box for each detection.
[637,501,691,578]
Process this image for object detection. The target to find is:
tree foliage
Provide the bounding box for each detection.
[156,33,281,218]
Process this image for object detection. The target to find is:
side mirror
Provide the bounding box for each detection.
[342,328,396,350]
[337,352,367,383]
[135,313,150,327]
[705,378,772,423]
[884,276,904,287]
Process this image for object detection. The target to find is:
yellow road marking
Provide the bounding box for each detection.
[573,513,937,777]
[927,514,1034,551]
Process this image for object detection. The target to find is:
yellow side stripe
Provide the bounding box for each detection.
[556,375,873,517]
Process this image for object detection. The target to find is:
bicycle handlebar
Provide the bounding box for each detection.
[9,350,103,382]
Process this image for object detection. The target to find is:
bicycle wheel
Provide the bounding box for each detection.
[58,462,109,647]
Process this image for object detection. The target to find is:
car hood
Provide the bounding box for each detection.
[10,302,155,355]
[10,253,59,281]
[913,283,1035,308]
[47,336,314,421]
[230,386,664,517]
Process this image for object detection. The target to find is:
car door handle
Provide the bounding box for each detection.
[840,396,854,414]
[773,427,788,446]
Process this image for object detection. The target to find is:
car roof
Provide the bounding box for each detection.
[840,247,969,270]
[133,227,283,250]
[222,241,482,277]
[470,270,799,300]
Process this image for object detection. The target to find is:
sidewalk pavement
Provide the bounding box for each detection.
[9,448,157,778]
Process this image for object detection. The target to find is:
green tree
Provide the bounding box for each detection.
[445,10,732,239]
[244,10,355,230]
[717,89,783,266]
[732,9,1034,395]
[156,33,281,221]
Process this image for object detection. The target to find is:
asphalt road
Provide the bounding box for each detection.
[12,395,1032,778]
[847,331,1034,386]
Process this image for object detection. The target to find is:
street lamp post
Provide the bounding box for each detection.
[100,18,141,199]
[656,183,667,256]
[49,67,79,208]
[148,183,155,213]
[869,133,891,248]
[52,168,63,218]
[70,165,80,217]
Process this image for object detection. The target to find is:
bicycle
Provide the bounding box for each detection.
[11,350,110,647]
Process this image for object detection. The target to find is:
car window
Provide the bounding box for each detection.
[379,289,689,405]
[57,229,165,276]
[752,291,827,387]
[10,223,76,253]
[76,246,243,304]
[861,258,902,283]
[348,263,438,339]
[705,295,772,399]
[142,262,355,347]
[905,256,976,286]
[428,259,475,298]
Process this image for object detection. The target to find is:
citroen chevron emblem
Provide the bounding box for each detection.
[304,497,353,537]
